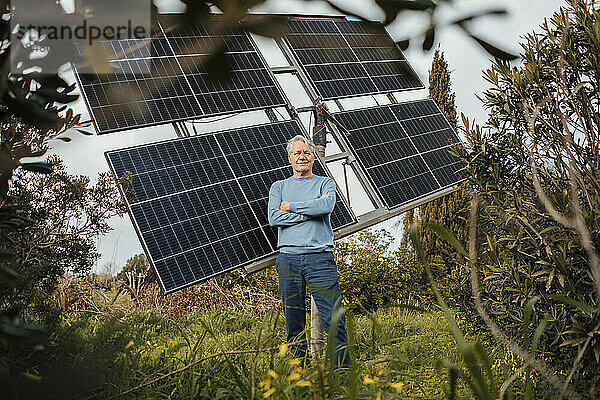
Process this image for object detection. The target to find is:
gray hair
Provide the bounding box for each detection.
[286,135,317,155]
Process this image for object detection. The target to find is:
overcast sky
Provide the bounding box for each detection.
[51,0,565,271]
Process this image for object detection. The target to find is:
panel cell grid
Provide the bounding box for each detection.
[284,18,423,99]
[332,99,465,209]
[74,16,286,134]
[106,120,356,293]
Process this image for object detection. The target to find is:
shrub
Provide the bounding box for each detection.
[335,230,430,311]
[462,0,600,384]
[0,157,126,317]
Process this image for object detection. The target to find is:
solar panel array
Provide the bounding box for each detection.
[332,99,465,209]
[74,17,286,134]
[106,120,356,293]
[91,14,465,294]
[284,18,423,99]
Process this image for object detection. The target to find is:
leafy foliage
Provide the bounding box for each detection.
[0,156,127,380]
[409,224,502,400]
[0,2,92,375]
[0,156,128,313]
[117,254,155,283]
[462,0,600,380]
[335,230,436,311]
[428,50,458,132]
[0,67,86,206]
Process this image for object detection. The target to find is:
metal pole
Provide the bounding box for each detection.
[343,161,351,208]
[310,296,324,357]
[172,122,182,138]
[310,144,327,357]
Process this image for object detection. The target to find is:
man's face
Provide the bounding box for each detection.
[288,140,315,175]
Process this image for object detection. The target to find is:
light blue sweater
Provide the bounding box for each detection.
[267,175,336,254]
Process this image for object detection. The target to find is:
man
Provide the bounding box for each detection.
[267,134,348,368]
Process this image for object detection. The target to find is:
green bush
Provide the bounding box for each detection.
[335,230,431,311]
[462,1,600,380]
[0,157,126,317]
[116,254,154,282]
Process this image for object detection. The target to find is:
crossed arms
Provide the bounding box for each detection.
[267,180,336,227]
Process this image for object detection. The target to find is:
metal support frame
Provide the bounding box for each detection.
[324,152,352,163]
[173,121,191,138]
[271,65,297,74]
[172,121,190,137]
[172,122,182,137]
[265,108,278,122]
[343,161,351,208]
[295,106,315,113]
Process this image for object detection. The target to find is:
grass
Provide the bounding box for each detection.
[11,304,507,399]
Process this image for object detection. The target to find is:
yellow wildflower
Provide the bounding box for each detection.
[259,377,271,389]
[278,343,288,357]
[61,315,72,327]
[363,374,377,385]
[296,380,312,387]
[287,372,301,381]
[294,367,307,375]
[377,369,384,376]
[288,358,301,367]
[267,370,279,379]
[389,381,403,393]
[124,340,134,350]
[263,388,276,398]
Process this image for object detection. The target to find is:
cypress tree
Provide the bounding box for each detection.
[402,50,469,273]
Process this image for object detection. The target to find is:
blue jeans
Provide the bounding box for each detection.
[275,251,349,368]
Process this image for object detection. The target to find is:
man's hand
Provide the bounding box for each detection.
[320,193,331,198]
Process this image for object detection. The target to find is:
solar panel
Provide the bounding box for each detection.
[74,16,286,134]
[106,120,356,293]
[284,18,423,99]
[332,99,465,209]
